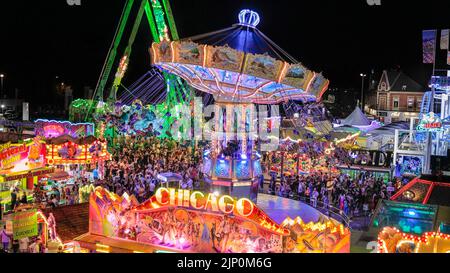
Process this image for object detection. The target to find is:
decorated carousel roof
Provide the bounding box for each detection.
[150,10,329,104]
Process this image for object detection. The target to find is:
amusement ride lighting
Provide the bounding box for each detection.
[237,9,260,28]
[403,190,415,200]
[406,210,417,216]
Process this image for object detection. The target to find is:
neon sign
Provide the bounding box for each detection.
[35,119,95,138]
[154,187,254,218]
[417,112,443,132]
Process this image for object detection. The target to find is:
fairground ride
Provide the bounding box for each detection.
[69,0,192,139]
[151,9,330,201]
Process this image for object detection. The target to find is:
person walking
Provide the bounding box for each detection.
[12,239,19,253]
[297,181,304,198]
[10,188,17,211]
[1,225,11,252]
[19,237,29,253]
[311,188,319,207]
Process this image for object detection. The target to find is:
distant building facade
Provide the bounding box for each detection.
[367,69,424,124]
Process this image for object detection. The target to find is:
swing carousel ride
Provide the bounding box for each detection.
[150,9,330,201]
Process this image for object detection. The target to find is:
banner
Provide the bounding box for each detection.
[440,29,449,50]
[13,209,38,240]
[0,138,46,172]
[422,30,436,64]
[448,51,450,65]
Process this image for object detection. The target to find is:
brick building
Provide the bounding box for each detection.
[367,69,424,124]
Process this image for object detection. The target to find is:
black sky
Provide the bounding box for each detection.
[1,0,449,106]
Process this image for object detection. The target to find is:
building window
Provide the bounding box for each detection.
[407,97,414,111]
[402,85,407,91]
[417,97,422,110]
[393,97,399,110]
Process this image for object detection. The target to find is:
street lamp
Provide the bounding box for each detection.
[0,74,4,99]
[360,73,366,109]
[1,104,5,115]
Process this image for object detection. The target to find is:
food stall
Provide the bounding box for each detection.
[0,138,53,212]
[45,135,111,180]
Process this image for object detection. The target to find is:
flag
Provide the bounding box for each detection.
[441,29,449,50]
[423,30,436,64]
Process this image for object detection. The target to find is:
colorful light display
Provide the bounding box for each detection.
[35,119,95,138]
[151,40,328,104]
[45,139,111,166]
[281,216,350,253]
[416,112,443,132]
[378,227,450,253]
[84,187,350,253]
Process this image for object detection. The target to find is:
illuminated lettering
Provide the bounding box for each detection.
[169,188,176,205]
[183,189,190,207]
[155,188,170,205]
[236,198,254,217]
[204,193,219,212]
[218,195,235,214]
[177,189,184,207]
[190,191,205,209]
[155,188,256,218]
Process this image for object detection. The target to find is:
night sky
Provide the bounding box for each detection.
[1,0,449,107]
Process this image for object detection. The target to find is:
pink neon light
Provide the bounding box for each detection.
[305,72,316,93]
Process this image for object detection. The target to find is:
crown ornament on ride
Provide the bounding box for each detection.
[237,9,260,28]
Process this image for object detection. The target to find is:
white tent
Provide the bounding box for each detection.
[340,107,371,126]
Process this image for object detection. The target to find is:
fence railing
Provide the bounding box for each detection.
[264,190,351,228]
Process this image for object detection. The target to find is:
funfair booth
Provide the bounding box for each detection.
[73,187,350,253]
[44,135,111,180]
[0,138,53,211]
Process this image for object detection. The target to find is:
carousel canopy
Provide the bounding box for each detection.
[150,10,329,104]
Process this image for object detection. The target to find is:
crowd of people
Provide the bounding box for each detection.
[268,170,399,218]
[32,176,94,209]
[0,128,406,253]
[99,136,203,202]
[1,227,50,253]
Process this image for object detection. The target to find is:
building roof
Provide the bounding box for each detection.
[369,121,410,136]
[42,203,89,243]
[341,107,371,126]
[378,69,423,92]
